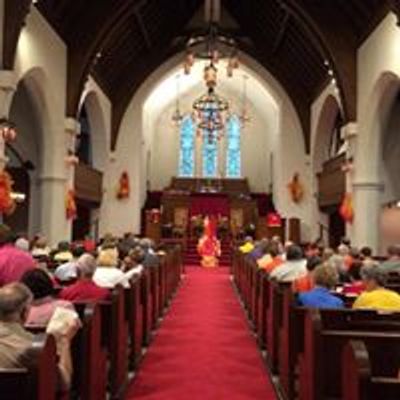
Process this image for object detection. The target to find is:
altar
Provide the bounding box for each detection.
[157,177,257,239]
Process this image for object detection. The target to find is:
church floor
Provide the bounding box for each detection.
[126,266,277,400]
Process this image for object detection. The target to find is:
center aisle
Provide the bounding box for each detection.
[126,266,277,400]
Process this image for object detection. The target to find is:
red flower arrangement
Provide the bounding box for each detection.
[0,171,15,215]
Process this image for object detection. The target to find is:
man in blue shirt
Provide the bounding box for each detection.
[298,263,344,309]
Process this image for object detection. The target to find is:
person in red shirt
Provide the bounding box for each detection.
[292,255,321,293]
[0,225,36,286]
[59,254,109,302]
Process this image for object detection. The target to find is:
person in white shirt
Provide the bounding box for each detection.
[123,246,145,281]
[270,244,307,282]
[93,246,130,288]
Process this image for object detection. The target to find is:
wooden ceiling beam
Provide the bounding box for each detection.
[134,9,152,49]
[272,12,290,54]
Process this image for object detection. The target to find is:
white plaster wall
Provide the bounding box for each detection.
[148,85,275,193]
[355,12,400,251]
[11,7,69,245]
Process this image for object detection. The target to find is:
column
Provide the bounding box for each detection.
[39,117,80,245]
[352,182,383,252]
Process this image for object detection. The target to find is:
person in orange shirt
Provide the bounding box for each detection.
[292,256,321,293]
[258,243,284,273]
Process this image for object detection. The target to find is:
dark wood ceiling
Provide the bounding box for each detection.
[4,0,393,151]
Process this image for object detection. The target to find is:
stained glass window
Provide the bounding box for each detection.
[202,132,218,177]
[178,115,195,177]
[226,114,241,178]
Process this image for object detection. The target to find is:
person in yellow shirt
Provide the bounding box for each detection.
[239,237,254,254]
[353,263,400,311]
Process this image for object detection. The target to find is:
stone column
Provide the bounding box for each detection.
[39,118,80,245]
[352,181,383,252]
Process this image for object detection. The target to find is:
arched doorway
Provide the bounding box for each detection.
[5,79,42,236]
[314,95,346,247]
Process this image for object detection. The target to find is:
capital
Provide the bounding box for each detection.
[0,70,18,93]
[342,122,358,140]
[65,117,80,137]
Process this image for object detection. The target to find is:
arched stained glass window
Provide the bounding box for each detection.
[226,114,241,178]
[178,115,195,177]
[202,132,218,177]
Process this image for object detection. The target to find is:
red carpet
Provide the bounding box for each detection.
[126,267,277,400]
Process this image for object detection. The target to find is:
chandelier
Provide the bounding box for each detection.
[192,63,229,142]
[183,23,239,78]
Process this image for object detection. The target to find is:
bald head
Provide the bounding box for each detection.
[0,283,32,322]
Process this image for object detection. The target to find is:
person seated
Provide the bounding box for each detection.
[342,261,366,295]
[298,263,344,309]
[269,245,307,282]
[31,236,51,258]
[322,247,334,261]
[239,236,254,254]
[257,243,283,273]
[381,245,400,273]
[140,238,160,268]
[53,241,73,264]
[305,242,320,258]
[360,246,373,264]
[14,237,30,253]
[292,256,321,293]
[20,269,74,327]
[94,247,129,288]
[353,263,400,311]
[0,282,79,390]
[59,254,110,302]
[123,247,145,281]
[0,224,36,286]
[249,239,269,261]
[54,245,86,284]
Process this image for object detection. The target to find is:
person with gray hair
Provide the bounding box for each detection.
[59,254,110,302]
[353,263,400,310]
[0,283,78,390]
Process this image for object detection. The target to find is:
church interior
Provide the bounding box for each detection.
[0,1,400,399]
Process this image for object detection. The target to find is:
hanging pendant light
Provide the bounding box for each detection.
[171,74,184,126]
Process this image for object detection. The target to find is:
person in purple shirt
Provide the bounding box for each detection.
[249,238,269,261]
[0,225,36,286]
[298,263,344,309]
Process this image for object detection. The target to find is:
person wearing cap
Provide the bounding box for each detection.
[59,254,109,302]
[0,224,36,286]
[353,263,400,311]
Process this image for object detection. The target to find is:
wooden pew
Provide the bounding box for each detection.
[100,286,129,400]
[140,268,153,346]
[26,303,107,400]
[265,280,291,373]
[342,340,400,400]
[0,334,58,400]
[73,303,107,400]
[150,265,160,329]
[256,270,268,348]
[299,309,400,400]
[125,275,143,369]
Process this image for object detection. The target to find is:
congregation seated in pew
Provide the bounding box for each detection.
[298,263,344,309]
[20,268,74,327]
[269,244,307,282]
[59,254,110,302]
[0,282,79,391]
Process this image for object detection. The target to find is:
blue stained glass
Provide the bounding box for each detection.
[202,131,218,177]
[226,114,241,178]
[178,115,195,177]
